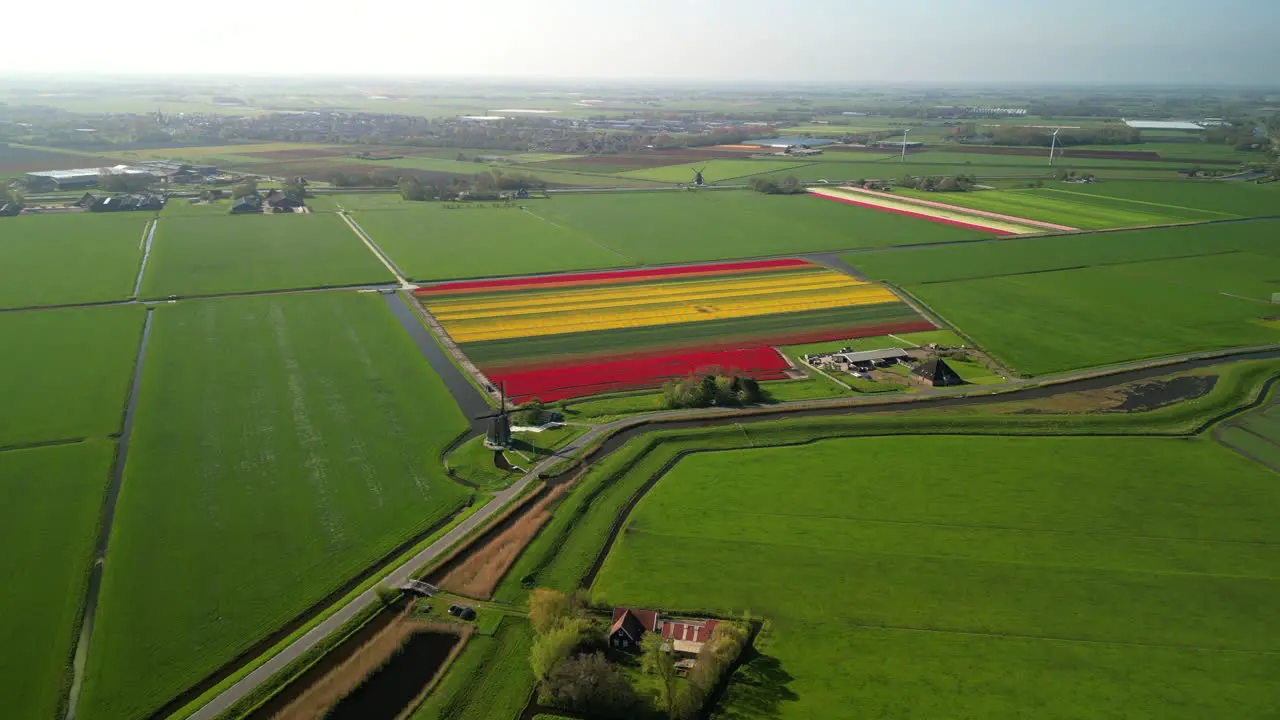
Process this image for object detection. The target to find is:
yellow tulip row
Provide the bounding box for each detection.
[426,268,858,317]
[444,284,897,343]
[431,272,864,323]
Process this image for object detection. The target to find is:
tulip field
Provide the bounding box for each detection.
[417,259,933,401]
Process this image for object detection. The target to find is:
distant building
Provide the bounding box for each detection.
[1122,119,1204,131]
[743,137,839,149]
[875,140,925,150]
[26,165,163,190]
[82,192,165,212]
[230,194,264,214]
[263,189,304,212]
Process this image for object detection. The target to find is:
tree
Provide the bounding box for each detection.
[231,178,258,199]
[399,175,427,201]
[531,617,595,680]
[373,584,399,606]
[641,632,678,717]
[541,652,641,717]
[5,187,25,208]
[282,178,306,199]
[528,588,582,635]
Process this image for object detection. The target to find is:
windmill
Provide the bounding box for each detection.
[477,383,512,450]
[692,167,706,186]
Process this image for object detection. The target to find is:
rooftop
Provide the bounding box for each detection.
[1123,119,1204,131]
[833,348,910,364]
[744,137,839,147]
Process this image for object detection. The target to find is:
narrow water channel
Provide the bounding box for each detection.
[63,307,154,720]
[381,293,491,427]
[324,631,460,720]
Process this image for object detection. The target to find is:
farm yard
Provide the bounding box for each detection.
[847,220,1280,374]
[0,213,148,308]
[140,213,393,297]
[77,293,473,720]
[593,433,1280,719]
[418,259,932,401]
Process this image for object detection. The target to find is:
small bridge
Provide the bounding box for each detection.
[400,579,439,597]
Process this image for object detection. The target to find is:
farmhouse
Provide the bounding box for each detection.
[77,193,166,212]
[609,607,718,667]
[912,358,965,387]
[230,194,264,214]
[263,189,304,212]
[743,137,839,149]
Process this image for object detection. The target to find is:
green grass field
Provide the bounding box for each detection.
[897,185,1228,229]
[0,441,112,720]
[79,293,473,720]
[0,213,147,308]
[140,213,392,297]
[0,306,144,446]
[530,190,981,266]
[847,221,1280,374]
[353,205,629,281]
[411,617,534,720]
[592,434,1280,719]
[620,159,816,183]
[1050,180,1280,218]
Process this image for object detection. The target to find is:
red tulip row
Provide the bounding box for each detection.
[489,347,792,403]
[413,258,813,297]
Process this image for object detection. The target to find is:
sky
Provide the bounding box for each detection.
[5,0,1278,85]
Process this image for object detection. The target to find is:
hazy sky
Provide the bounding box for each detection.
[6,0,1278,85]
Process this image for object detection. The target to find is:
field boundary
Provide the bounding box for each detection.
[64,307,153,720]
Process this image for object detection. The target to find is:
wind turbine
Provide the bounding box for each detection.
[900,128,912,163]
[692,167,706,186]
[1048,128,1061,166]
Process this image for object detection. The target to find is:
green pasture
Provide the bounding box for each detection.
[848,221,1280,374]
[0,442,112,720]
[140,213,392,297]
[1042,180,1280,218]
[896,185,1225,229]
[79,293,472,720]
[532,190,981,266]
[593,434,1280,719]
[497,357,1280,603]
[313,193,411,211]
[0,213,147,308]
[411,617,534,720]
[620,159,816,183]
[160,199,233,216]
[751,158,1183,183]
[0,306,144,447]
[354,204,629,281]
